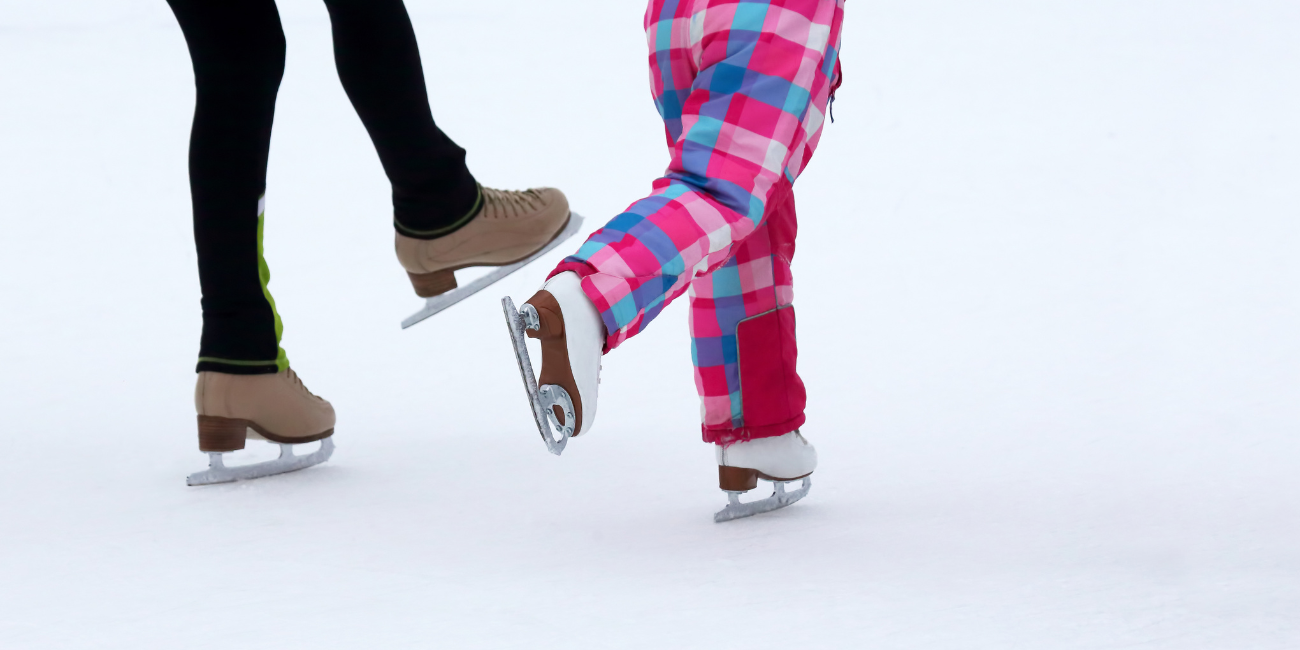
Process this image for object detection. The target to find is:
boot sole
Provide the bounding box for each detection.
[197,415,334,453]
[718,465,814,492]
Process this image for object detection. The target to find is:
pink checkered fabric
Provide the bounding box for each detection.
[552,0,844,442]
[686,179,804,442]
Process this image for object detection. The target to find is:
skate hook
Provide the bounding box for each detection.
[520,303,541,331]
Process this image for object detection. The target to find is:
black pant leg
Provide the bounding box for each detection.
[323,0,480,238]
[168,0,288,375]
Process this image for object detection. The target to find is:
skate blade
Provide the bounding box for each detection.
[502,296,570,456]
[401,213,586,329]
[186,438,335,486]
[713,477,812,523]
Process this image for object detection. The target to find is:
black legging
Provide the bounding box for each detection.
[167,0,479,374]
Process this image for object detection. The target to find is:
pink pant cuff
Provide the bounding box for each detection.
[547,260,594,282]
[702,414,806,446]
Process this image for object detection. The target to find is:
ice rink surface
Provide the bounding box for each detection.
[0,1,1296,647]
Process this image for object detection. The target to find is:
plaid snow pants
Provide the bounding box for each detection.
[552,0,844,445]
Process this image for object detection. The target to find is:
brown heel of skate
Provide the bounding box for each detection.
[197,415,250,452]
[718,465,760,492]
[408,269,457,298]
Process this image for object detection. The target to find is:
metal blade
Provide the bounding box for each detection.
[502,297,569,455]
[713,477,812,523]
[186,438,335,486]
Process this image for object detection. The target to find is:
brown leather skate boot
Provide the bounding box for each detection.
[396,186,571,298]
[194,368,335,453]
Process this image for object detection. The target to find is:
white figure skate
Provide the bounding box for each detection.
[714,430,816,522]
[501,271,604,455]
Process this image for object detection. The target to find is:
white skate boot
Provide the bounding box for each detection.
[714,430,816,522]
[501,271,604,454]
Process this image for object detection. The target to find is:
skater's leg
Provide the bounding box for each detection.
[697,179,815,519]
[503,0,840,446]
[552,0,845,352]
[321,0,480,236]
[322,0,574,305]
[690,178,804,445]
[167,0,290,374]
[169,0,337,483]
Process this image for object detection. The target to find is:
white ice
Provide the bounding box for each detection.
[0,1,1296,648]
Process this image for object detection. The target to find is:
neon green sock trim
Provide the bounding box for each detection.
[393,184,483,238]
[257,197,290,372]
[197,357,281,367]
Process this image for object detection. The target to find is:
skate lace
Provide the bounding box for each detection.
[482,187,546,219]
[285,367,321,400]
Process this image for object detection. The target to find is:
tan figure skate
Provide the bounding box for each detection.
[186,368,336,485]
[398,186,584,328]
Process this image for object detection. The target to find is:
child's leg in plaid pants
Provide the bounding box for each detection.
[689,178,804,444]
[551,0,843,442]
